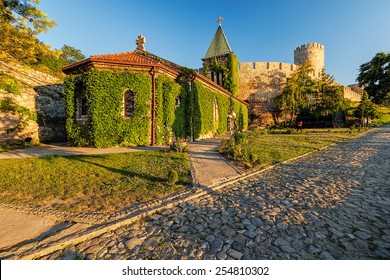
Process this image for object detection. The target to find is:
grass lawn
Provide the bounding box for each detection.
[0,151,191,214]
[373,106,390,125]
[220,128,362,170]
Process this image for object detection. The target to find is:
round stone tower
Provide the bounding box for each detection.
[294,42,325,78]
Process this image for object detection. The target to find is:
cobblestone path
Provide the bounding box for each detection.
[41,126,390,260]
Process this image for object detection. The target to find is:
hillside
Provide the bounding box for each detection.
[0,59,66,146]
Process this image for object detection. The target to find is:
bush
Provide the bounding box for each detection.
[170,140,189,153]
[167,170,179,185]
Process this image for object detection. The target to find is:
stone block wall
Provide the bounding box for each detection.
[238,61,297,101]
[0,61,66,146]
[294,42,325,78]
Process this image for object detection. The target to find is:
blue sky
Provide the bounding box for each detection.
[38,0,390,85]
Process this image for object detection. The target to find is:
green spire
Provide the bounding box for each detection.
[203,25,233,59]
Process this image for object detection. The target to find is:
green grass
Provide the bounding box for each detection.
[220,128,362,170]
[373,106,390,125]
[0,151,190,213]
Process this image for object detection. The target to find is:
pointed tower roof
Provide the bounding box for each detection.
[203,24,233,60]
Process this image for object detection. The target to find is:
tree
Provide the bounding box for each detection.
[273,61,315,124]
[357,52,390,104]
[60,45,85,64]
[313,71,347,125]
[1,0,56,34]
[354,91,380,126]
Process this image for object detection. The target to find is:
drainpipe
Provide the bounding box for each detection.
[149,66,157,146]
[190,74,196,141]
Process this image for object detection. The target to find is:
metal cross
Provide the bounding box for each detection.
[217,16,224,26]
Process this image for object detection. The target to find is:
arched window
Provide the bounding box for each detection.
[123,90,135,118]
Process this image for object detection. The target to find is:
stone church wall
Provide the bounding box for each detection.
[0,61,66,146]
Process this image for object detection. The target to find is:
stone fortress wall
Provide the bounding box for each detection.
[294,42,325,78]
[237,43,362,122]
[0,60,66,146]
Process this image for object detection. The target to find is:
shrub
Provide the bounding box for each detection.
[170,140,189,153]
[167,170,179,185]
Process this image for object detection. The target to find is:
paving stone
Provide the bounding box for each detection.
[280,245,296,253]
[227,249,243,260]
[273,237,289,247]
[307,245,320,254]
[232,241,245,252]
[125,237,145,250]
[354,231,372,240]
[216,250,227,260]
[210,240,224,253]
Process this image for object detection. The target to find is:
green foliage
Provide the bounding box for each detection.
[1,0,56,34]
[167,170,179,185]
[170,140,189,153]
[354,91,380,125]
[193,81,247,138]
[155,75,190,144]
[65,69,152,147]
[0,97,36,132]
[273,62,315,123]
[60,45,85,64]
[357,52,390,104]
[220,128,361,169]
[314,71,348,115]
[274,64,348,126]
[205,53,239,95]
[226,53,239,96]
[0,74,22,95]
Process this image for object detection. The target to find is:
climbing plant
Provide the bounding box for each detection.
[65,69,151,148]
[0,74,36,133]
[203,53,239,96]
[155,75,190,144]
[193,81,247,138]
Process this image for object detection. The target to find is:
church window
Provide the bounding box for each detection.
[76,87,88,119]
[81,97,88,116]
[123,90,135,118]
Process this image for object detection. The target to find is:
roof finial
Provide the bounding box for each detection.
[217,16,224,26]
[136,35,146,51]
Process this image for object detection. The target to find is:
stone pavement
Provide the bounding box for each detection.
[188,136,241,187]
[30,125,390,260]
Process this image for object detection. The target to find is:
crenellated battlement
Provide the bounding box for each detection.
[294,42,324,52]
[239,62,298,72]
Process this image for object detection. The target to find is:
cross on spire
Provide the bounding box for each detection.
[217,16,224,26]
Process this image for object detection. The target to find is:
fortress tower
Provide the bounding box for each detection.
[294,42,325,78]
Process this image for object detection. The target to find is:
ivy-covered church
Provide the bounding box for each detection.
[62,23,248,148]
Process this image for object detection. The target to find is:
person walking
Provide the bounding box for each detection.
[297,120,303,132]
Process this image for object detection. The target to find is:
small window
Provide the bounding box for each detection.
[76,87,88,118]
[124,90,135,118]
[81,96,88,116]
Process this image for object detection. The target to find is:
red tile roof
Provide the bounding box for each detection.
[90,52,158,65]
